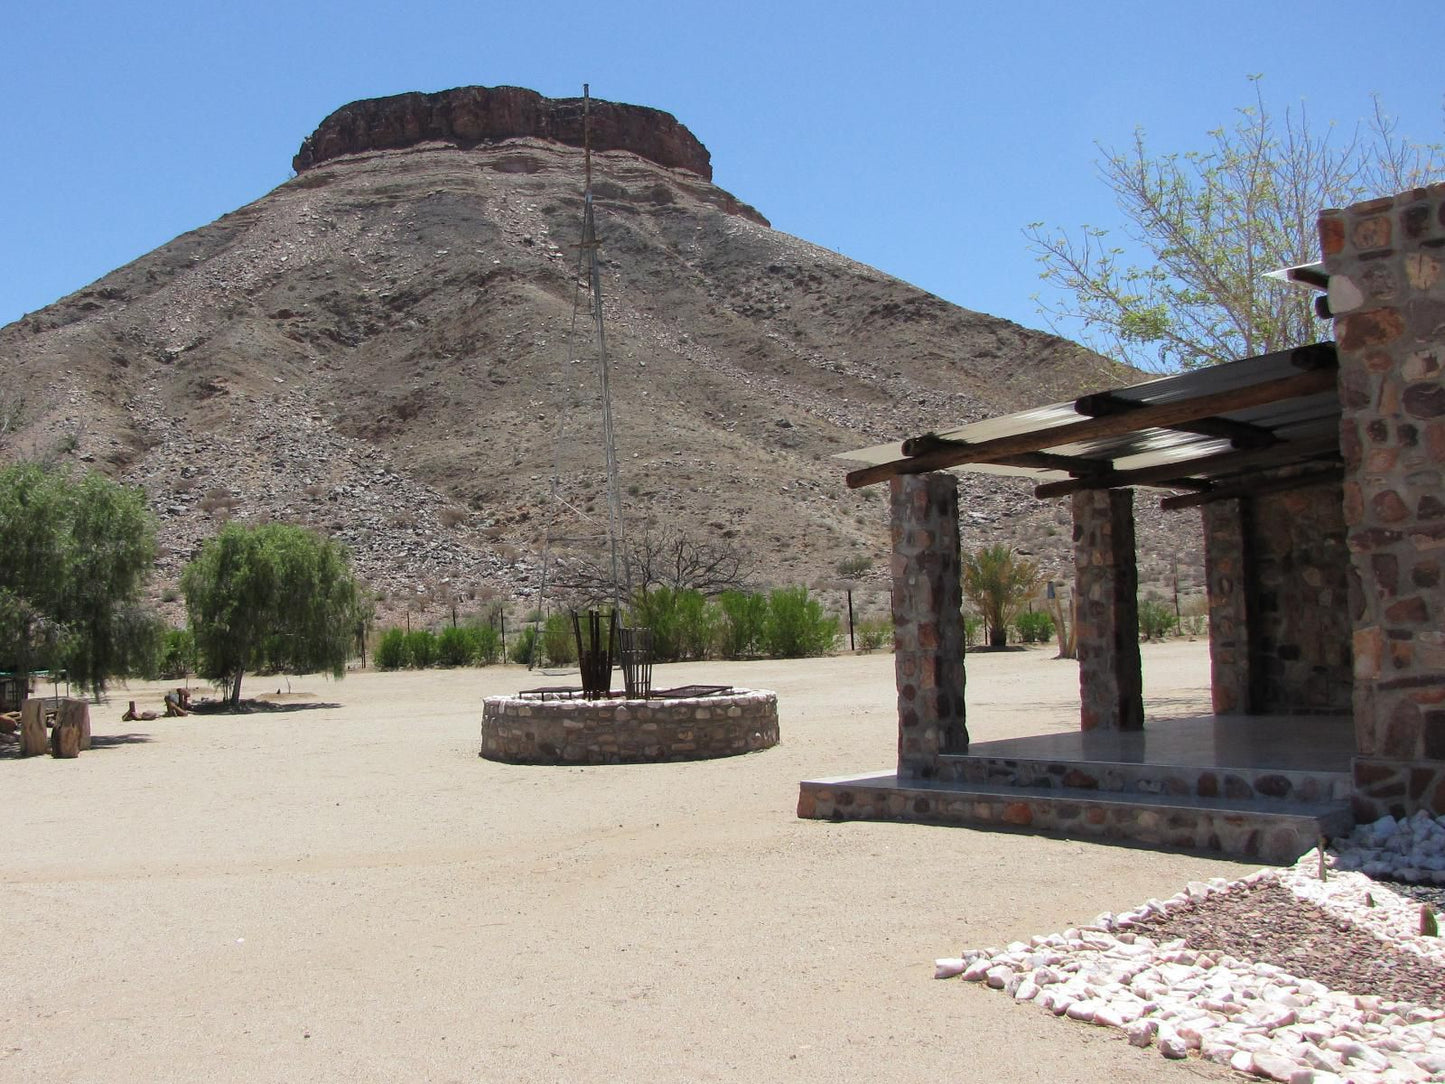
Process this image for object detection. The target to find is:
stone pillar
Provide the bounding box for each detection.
[1204,499,1252,714]
[1320,186,1445,814]
[1073,488,1143,731]
[890,473,967,779]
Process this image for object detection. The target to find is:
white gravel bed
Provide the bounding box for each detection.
[939,812,1445,1083]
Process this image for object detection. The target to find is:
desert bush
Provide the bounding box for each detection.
[763,586,837,658]
[511,627,537,667]
[404,629,437,668]
[541,613,576,666]
[375,628,408,670]
[436,625,478,667]
[473,623,503,665]
[855,616,893,652]
[1138,597,1178,641]
[715,590,768,658]
[159,627,197,679]
[835,555,871,579]
[963,613,984,649]
[673,590,717,661]
[1180,594,1209,637]
[1014,610,1055,644]
[628,587,699,662]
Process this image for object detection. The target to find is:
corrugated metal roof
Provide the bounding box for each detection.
[839,344,1340,490]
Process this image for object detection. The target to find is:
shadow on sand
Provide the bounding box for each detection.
[190,699,342,716]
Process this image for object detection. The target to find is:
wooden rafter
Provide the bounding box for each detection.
[845,366,1338,489]
[1032,433,1341,500]
[1073,391,1278,449]
[1158,465,1345,511]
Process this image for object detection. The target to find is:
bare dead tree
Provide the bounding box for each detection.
[551,525,752,605]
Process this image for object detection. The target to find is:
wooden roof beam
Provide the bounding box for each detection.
[1158,465,1345,511]
[1032,433,1341,499]
[845,365,1338,489]
[1072,390,1278,449]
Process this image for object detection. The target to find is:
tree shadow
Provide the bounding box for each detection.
[89,732,156,749]
[190,699,342,715]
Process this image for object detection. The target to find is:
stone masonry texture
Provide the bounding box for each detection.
[479,690,778,764]
[889,473,967,778]
[1321,184,1445,814]
[1073,488,1143,730]
[1205,489,1352,716]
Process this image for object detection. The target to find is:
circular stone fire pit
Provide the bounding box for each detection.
[479,688,779,765]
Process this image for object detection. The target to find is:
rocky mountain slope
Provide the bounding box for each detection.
[0,86,1203,627]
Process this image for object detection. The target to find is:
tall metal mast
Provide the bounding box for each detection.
[580,84,631,610]
[533,84,631,637]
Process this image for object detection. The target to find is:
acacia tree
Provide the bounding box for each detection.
[182,522,362,706]
[1027,82,1443,371]
[962,545,1041,649]
[0,462,162,692]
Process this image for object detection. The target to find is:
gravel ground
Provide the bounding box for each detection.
[1142,879,1445,1010]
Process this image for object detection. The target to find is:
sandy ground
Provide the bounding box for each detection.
[2,641,1249,1083]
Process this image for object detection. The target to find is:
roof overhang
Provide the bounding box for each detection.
[837,343,1341,509]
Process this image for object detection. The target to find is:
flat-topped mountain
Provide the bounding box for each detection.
[0,86,1196,625]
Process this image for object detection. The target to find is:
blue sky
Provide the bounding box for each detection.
[2,0,1441,336]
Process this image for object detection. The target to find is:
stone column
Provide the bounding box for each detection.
[1204,499,1252,714]
[1320,186,1445,815]
[890,473,967,779]
[1073,488,1143,731]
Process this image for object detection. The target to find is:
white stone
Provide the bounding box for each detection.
[934,958,965,979]
[1157,1034,1189,1059]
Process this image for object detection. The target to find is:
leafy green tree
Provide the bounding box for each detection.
[1027,82,1442,371]
[0,462,161,692]
[181,523,361,706]
[962,545,1041,649]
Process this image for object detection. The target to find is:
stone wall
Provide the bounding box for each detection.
[1320,184,1445,814]
[1204,499,1250,713]
[480,690,778,764]
[1203,482,1352,717]
[1073,488,1143,730]
[889,473,967,778]
[1247,483,1353,714]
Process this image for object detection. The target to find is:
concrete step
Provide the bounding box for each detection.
[797,771,1354,864]
[937,752,1353,806]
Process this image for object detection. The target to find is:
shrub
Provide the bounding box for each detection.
[1180,594,1209,637]
[855,616,893,652]
[375,628,408,670]
[763,586,837,658]
[511,627,537,666]
[673,590,717,661]
[159,627,197,679]
[1138,597,1177,640]
[436,625,478,667]
[473,623,503,665]
[627,587,701,662]
[541,613,576,666]
[405,629,437,668]
[716,590,768,658]
[1015,610,1055,644]
[835,555,871,579]
[963,613,983,649]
